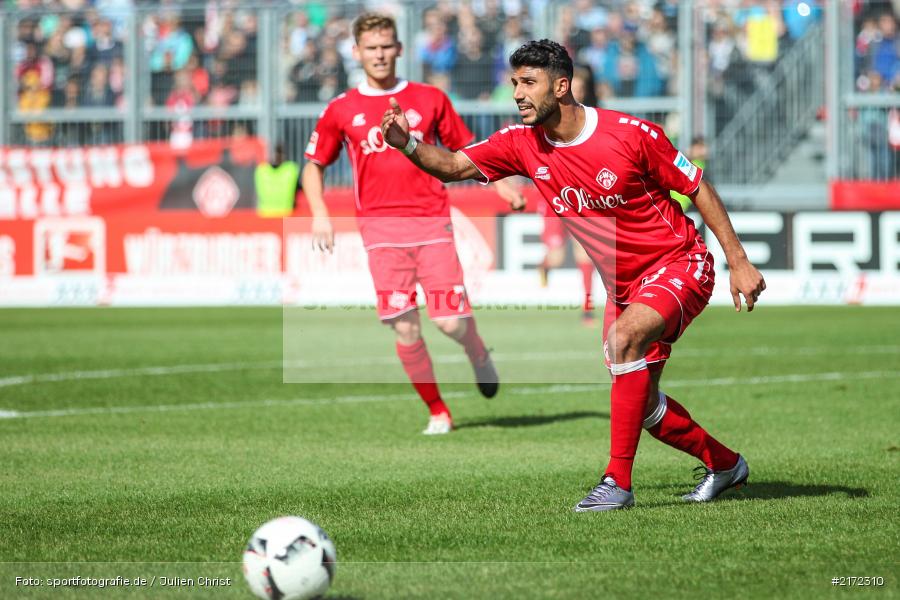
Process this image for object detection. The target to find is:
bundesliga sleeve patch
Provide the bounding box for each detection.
[305,132,319,156]
[673,151,698,182]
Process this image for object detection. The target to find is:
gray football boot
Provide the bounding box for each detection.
[573,476,635,512]
[682,454,749,502]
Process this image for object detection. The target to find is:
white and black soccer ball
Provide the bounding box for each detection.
[243,516,337,600]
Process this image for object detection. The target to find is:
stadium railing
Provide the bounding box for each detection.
[1,1,896,198]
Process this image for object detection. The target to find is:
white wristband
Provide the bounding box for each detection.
[400,136,418,156]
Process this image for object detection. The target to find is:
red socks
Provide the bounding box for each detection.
[459,318,488,365]
[604,359,651,491]
[645,394,738,471]
[395,340,449,417]
[579,262,594,311]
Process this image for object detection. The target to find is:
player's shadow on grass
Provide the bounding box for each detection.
[638,481,869,509]
[724,481,870,501]
[455,410,609,430]
[643,480,869,505]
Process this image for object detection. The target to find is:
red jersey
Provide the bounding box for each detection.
[461,107,710,302]
[304,79,473,248]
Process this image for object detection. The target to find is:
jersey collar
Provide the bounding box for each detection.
[357,79,409,96]
[543,105,597,147]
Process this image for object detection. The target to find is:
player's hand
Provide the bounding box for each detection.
[508,194,527,211]
[311,215,334,253]
[492,179,527,211]
[381,97,410,149]
[729,259,765,312]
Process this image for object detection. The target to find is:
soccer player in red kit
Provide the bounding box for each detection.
[537,64,598,326]
[302,14,524,436]
[381,40,766,509]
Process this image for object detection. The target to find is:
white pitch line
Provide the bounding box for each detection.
[1,370,897,420]
[0,391,470,420]
[1,345,897,389]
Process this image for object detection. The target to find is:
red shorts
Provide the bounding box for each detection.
[602,258,715,366]
[367,241,472,321]
[541,212,568,249]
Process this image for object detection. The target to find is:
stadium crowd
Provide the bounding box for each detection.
[854,0,900,93]
[7,0,895,146]
[11,1,848,112]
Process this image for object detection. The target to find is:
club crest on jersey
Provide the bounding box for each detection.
[534,166,551,180]
[405,109,422,128]
[673,151,698,181]
[352,113,367,127]
[596,168,618,190]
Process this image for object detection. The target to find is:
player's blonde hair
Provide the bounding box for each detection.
[352,13,398,43]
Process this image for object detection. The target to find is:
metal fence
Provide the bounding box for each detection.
[1,0,898,189]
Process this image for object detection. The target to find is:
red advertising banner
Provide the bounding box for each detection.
[830,180,900,211]
[0,138,265,220]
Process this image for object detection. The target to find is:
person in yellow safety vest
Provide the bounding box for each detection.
[671,136,708,212]
[255,143,300,217]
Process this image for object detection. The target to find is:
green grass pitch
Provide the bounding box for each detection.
[1,305,898,598]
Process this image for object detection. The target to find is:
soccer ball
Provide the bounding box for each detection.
[242,516,337,600]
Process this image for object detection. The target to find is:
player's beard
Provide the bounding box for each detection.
[526,95,559,126]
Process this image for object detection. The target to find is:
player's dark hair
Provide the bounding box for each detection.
[509,40,574,82]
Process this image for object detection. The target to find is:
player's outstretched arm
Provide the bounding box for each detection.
[690,179,766,312]
[381,97,480,182]
[300,161,335,252]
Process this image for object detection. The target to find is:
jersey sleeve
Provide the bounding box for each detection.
[304,103,343,166]
[458,128,528,184]
[639,127,703,196]
[435,90,474,151]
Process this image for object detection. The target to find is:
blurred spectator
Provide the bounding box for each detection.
[605,30,662,97]
[288,39,320,102]
[571,63,599,108]
[315,47,347,102]
[782,0,823,43]
[87,18,123,66]
[453,26,493,100]
[255,143,299,218]
[578,28,611,86]
[207,58,239,107]
[177,53,207,101]
[494,16,527,87]
[871,13,899,86]
[166,68,199,112]
[571,0,609,44]
[83,63,115,107]
[733,0,784,67]
[417,9,457,78]
[427,72,460,102]
[53,75,81,108]
[856,7,900,91]
[857,71,893,178]
[16,42,54,91]
[19,69,53,145]
[856,16,881,76]
[288,11,320,58]
[471,0,505,52]
[641,8,676,94]
[240,80,259,106]
[149,14,194,72]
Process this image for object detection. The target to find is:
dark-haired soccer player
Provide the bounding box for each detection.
[302,14,524,435]
[381,39,765,509]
